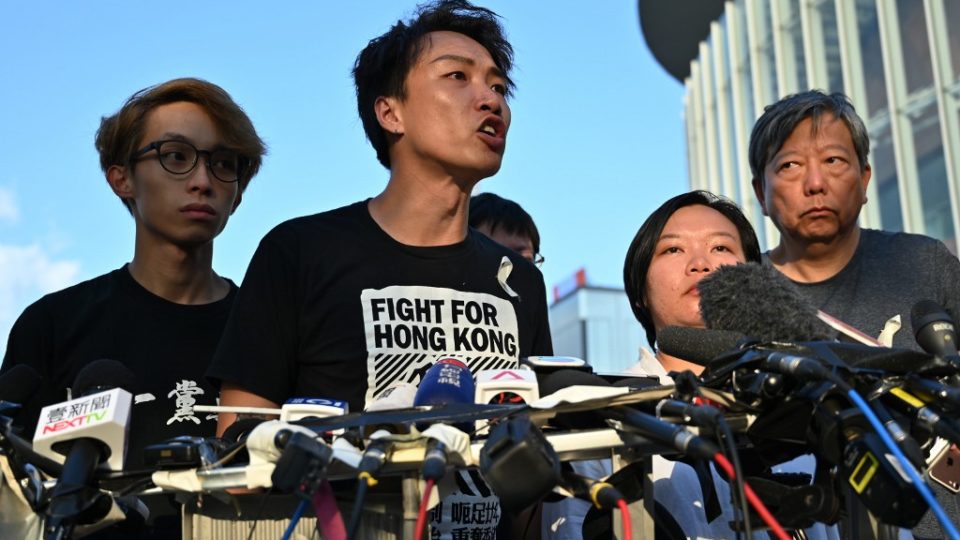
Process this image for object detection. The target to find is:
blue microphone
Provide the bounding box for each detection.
[414,358,475,408]
[414,358,476,477]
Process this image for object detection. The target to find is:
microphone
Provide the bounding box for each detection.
[412,359,475,480]
[880,387,960,446]
[520,355,591,373]
[414,358,475,406]
[414,358,475,434]
[657,326,748,367]
[474,368,539,436]
[36,359,135,538]
[479,415,561,514]
[911,300,959,358]
[698,263,835,342]
[364,382,418,412]
[362,382,418,436]
[281,397,348,422]
[538,370,720,458]
[475,369,539,405]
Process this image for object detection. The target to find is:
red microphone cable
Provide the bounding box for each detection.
[712,452,790,540]
[615,498,633,540]
[414,478,436,540]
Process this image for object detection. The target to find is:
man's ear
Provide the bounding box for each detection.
[751,176,768,216]
[374,96,404,136]
[107,165,134,201]
[860,163,872,205]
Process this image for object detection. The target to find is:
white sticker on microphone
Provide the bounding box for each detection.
[361,286,520,406]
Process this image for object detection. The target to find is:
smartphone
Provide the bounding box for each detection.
[929,443,960,493]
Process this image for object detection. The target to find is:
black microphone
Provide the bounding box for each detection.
[697,263,835,342]
[880,386,960,447]
[657,326,748,367]
[911,299,959,358]
[538,370,720,459]
[43,359,136,540]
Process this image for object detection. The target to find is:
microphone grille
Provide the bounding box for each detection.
[72,359,137,396]
[698,263,834,342]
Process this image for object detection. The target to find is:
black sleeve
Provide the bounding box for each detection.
[206,225,302,405]
[1,299,60,430]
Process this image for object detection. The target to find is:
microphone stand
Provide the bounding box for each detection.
[402,472,420,539]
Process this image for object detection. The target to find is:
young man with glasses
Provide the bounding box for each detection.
[469,192,544,267]
[1,77,265,537]
[209,2,551,537]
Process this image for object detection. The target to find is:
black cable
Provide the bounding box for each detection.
[716,415,751,539]
[245,486,274,540]
[346,478,371,540]
[115,476,155,497]
[520,502,539,539]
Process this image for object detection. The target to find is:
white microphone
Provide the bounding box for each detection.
[280,396,349,423]
[37,359,135,536]
[474,368,539,435]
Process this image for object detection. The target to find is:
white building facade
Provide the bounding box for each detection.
[649,0,960,253]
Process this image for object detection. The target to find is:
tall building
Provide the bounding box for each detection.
[638,0,960,253]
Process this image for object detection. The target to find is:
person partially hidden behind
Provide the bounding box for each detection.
[0,78,265,537]
[207,2,552,538]
[469,192,544,267]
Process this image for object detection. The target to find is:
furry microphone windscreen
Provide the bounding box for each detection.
[697,262,835,342]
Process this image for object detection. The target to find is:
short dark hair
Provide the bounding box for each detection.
[748,89,870,184]
[95,78,267,213]
[469,192,540,254]
[353,0,514,169]
[623,190,762,348]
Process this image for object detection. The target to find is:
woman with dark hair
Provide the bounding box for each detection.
[623,190,761,376]
[545,191,838,539]
[611,191,838,540]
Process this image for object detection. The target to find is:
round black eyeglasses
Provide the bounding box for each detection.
[133,140,246,183]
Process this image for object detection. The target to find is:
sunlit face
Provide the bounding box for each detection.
[112,101,241,249]
[475,223,535,262]
[645,205,747,334]
[754,114,871,245]
[390,31,511,182]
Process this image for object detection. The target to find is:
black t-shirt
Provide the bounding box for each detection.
[1,265,236,538]
[764,229,960,349]
[208,199,553,412]
[766,229,960,539]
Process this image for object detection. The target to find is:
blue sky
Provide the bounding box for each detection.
[0,1,687,349]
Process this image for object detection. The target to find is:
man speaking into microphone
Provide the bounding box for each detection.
[208,2,552,538]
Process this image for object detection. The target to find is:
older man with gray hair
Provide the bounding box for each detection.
[750,89,960,539]
[750,89,959,350]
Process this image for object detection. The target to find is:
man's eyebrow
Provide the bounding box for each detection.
[430,54,475,66]
[430,54,507,80]
[159,132,190,142]
[155,133,230,151]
